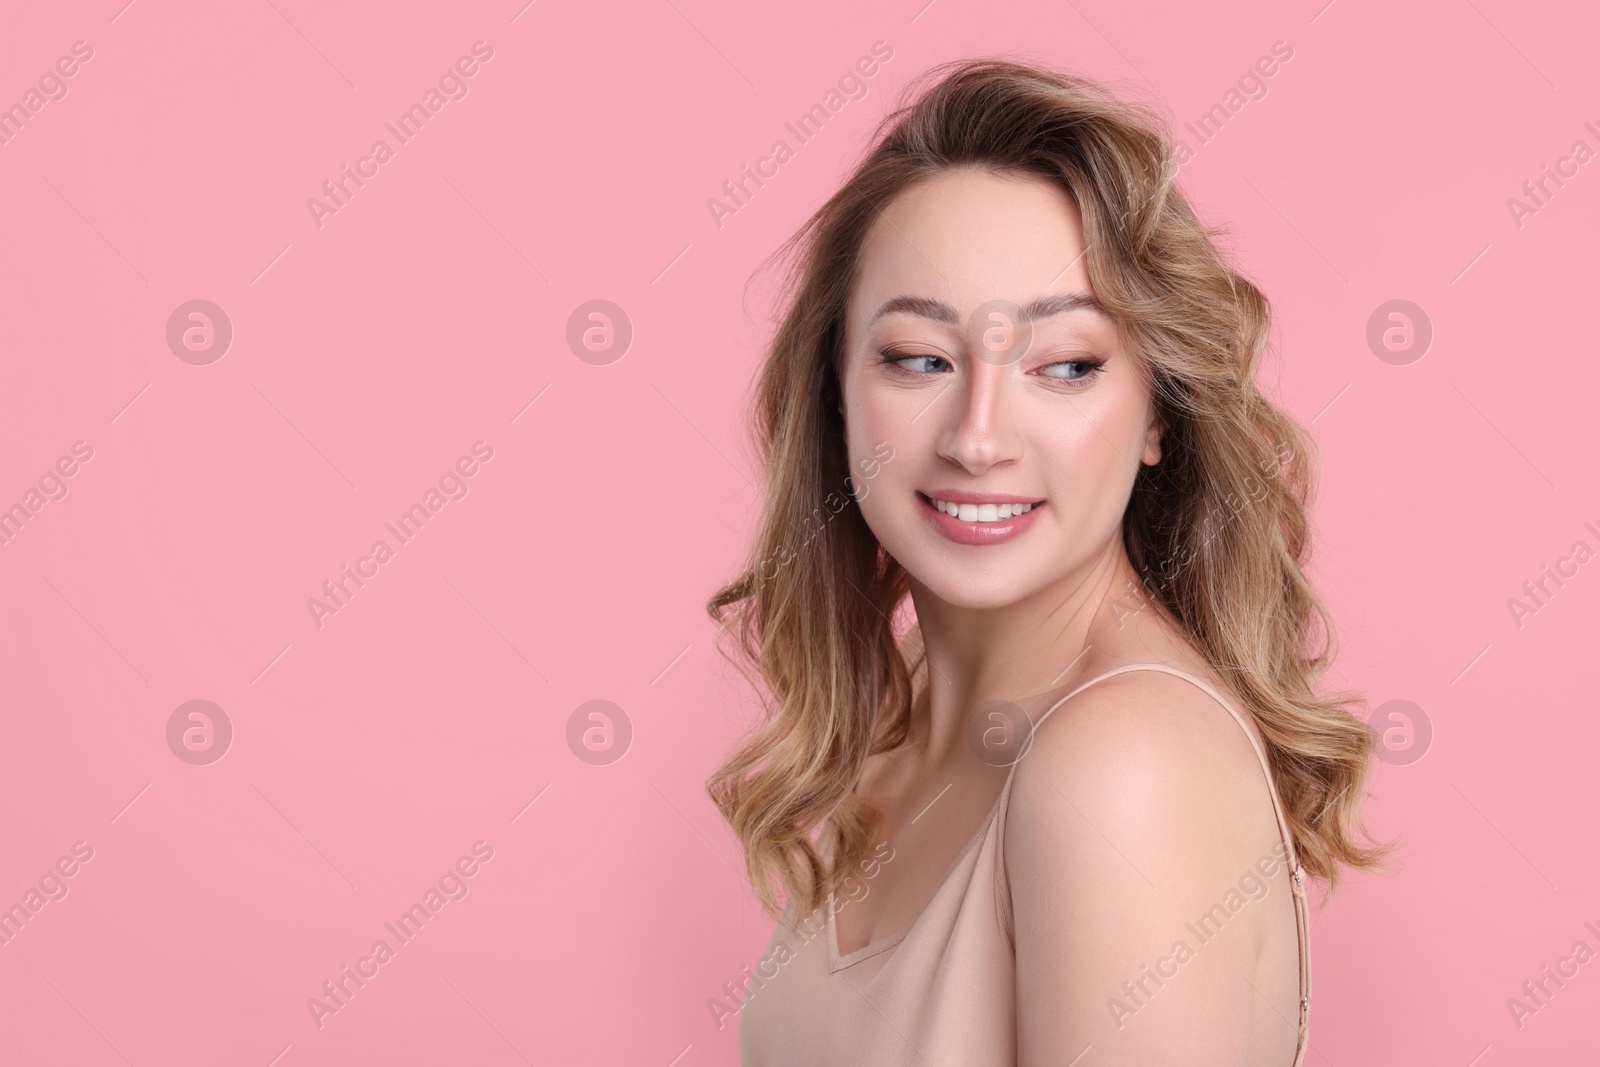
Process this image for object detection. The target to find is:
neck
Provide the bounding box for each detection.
[907,540,1143,764]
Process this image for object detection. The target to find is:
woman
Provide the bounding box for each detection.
[706,57,1389,1066]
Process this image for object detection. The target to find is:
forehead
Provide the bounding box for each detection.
[848,168,1091,324]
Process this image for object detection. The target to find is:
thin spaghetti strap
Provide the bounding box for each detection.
[1008,660,1312,1064]
[1023,662,1302,868]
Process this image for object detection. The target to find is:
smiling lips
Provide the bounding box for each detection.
[917,490,1046,546]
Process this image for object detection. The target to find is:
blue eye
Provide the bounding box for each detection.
[875,349,1105,386]
[879,350,951,374]
[1037,358,1106,383]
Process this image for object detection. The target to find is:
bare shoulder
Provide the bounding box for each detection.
[1015,586,1277,803]
[1001,603,1299,1061]
[1015,667,1267,810]
[1006,664,1283,891]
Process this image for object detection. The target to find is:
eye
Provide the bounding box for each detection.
[877,349,952,375]
[1035,357,1106,386]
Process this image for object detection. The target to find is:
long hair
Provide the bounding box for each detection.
[706,56,1391,923]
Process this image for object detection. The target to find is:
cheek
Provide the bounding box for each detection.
[1034,402,1147,510]
[842,379,910,476]
[1053,386,1149,464]
[1046,422,1125,477]
[842,413,913,538]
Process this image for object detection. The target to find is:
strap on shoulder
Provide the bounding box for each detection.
[999,660,1312,1048]
[1024,662,1303,872]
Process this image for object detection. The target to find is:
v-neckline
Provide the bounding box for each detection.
[825,782,1011,973]
[821,663,1165,973]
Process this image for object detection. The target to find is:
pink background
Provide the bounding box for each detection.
[1,0,1596,1063]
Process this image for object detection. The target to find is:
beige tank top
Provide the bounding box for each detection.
[736,662,1311,1066]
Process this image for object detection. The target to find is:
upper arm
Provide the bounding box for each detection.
[1005,671,1288,1066]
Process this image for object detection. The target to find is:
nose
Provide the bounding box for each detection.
[935,361,1022,475]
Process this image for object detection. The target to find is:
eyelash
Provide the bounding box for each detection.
[876,350,1107,388]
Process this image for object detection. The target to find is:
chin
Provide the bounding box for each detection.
[900,555,1048,612]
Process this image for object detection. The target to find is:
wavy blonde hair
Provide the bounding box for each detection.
[707,57,1390,922]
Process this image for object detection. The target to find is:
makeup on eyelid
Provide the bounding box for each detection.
[876,349,1107,387]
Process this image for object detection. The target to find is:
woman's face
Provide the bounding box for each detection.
[840,168,1162,610]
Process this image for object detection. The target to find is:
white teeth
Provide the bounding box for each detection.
[930,498,1037,522]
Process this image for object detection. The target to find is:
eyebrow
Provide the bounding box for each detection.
[867,291,1109,326]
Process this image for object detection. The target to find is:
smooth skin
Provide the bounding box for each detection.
[835,168,1302,1066]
